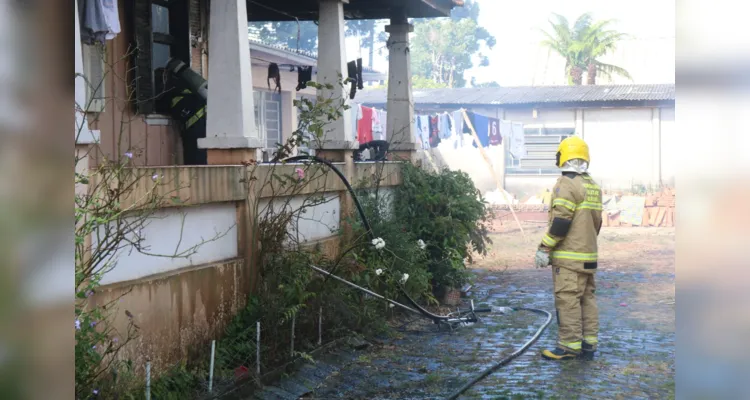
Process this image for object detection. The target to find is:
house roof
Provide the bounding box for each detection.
[248,39,386,82]
[246,0,462,21]
[355,84,676,107]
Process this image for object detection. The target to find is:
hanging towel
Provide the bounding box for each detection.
[438,113,453,139]
[372,109,387,141]
[510,121,526,159]
[429,115,441,148]
[499,120,512,151]
[418,115,431,150]
[468,113,490,148]
[488,118,502,146]
[378,110,388,141]
[351,105,361,143]
[81,0,121,44]
[452,110,465,148]
[357,106,374,144]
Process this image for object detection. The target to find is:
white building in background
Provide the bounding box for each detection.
[357,84,676,197]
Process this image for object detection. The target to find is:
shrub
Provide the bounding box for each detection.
[393,163,492,290]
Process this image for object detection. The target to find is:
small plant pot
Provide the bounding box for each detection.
[441,287,461,306]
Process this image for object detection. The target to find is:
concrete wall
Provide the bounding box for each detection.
[660,107,676,186]
[584,108,655,190]
[98,203,239,286]
[418,104,675,198]
[86,163,404,371]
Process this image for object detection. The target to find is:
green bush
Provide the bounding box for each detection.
[393,163,492,290]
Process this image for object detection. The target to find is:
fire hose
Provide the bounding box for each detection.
[276,155,553,398]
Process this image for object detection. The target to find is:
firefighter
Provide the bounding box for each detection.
[534,136,603,361]
[157,68,207,165]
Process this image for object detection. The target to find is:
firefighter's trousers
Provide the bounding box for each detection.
[552,266,599,352]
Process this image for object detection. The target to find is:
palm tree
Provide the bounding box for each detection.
[540,13,631,85]
[576,19,633,84]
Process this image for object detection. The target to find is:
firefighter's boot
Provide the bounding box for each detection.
[579,341,596,361]
[541,346,579,361]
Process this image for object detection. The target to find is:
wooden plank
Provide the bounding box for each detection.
[655,207,667,227]
[649,206,660,226]
[641,207,650,227]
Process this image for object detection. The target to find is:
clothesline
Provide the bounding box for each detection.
[350,102,522,153]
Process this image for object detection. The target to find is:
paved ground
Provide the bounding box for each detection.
[248,225,675,399]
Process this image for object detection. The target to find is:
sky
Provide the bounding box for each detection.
[346,0,675,86]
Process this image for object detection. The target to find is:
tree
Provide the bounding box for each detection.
[540,13,632,85]
[249,21,319,53]
[346,20,387,69]
[470,77,501,88]
[410,0,495,88]
[249,20,387,69]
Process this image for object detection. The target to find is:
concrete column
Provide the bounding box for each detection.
[385,16,417,158]
[199,0,261,164]
[575,108,584,139]
[316,0,356,149]
[652,107,662,186]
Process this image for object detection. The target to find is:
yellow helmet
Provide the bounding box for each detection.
[556,136,590,167]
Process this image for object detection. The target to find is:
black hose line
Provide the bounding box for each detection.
[444,307,553,400]
[281,156,456,324]
[278,156,554,397]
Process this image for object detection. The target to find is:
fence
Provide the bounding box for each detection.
[127,303,344,399]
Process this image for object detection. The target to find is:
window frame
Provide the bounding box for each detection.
[253,90,283,154]
[81,42,107,113]
[506,125,574,175]
[132,0,190,115]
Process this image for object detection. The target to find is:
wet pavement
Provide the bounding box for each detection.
[248,227,675,399]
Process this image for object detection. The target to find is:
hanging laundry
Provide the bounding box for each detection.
[510,121,526,159]
[357,106,374,144]
[351,104,361,143]
[467,112,490,148]
[296,66,313,91]
[347,58,364,99]
[81,0,121,44]
[439,113,453,139]
[488,118,502,146]
[267,63,281,93]
[429,115,442,148]
[452,110,465,149]
[372,109,387,141]
[378,109,388,141]
[418,115,431,150]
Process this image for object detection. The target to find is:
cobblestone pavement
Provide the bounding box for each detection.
[252,226,675,399]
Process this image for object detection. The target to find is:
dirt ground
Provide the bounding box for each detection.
[255,224,675,399]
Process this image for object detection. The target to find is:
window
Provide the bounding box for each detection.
[133,0,189,115]
[506,126,574,175]
[253,90,283,154]
[81,43,106,113]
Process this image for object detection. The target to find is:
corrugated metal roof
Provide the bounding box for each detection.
[355,84,675,106]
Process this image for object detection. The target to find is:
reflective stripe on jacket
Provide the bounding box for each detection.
[544,173,603,274]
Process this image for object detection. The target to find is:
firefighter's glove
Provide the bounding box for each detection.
[534,249,550,268]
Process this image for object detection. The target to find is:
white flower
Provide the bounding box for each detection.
[75,319,81,330]
[400,273,409,284]
[375,268,384,276]
[124,151,133,159]
[389,303,395,308]
[417,239,426,250]
[371,237,386,250]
